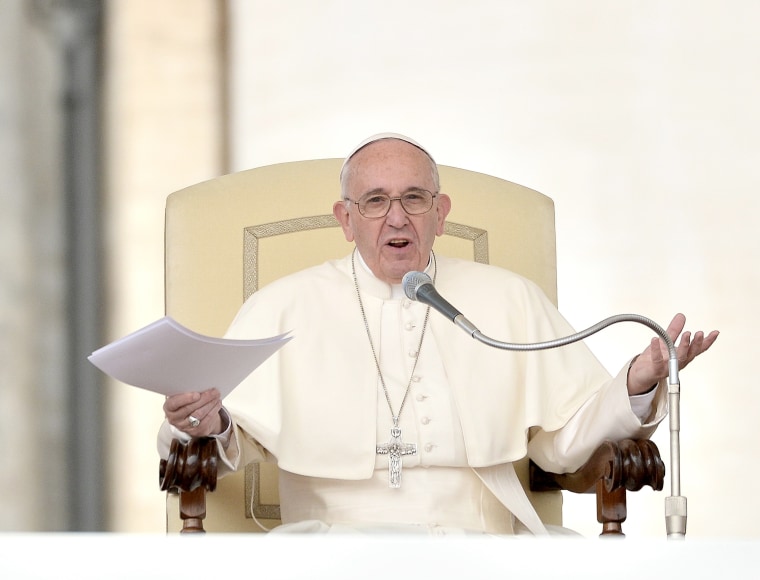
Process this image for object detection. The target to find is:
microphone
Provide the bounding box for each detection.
[402,269,686,539]
[402,271,480,336]
[402,271,460,320]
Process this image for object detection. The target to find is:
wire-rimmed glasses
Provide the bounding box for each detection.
[346,189,438,218]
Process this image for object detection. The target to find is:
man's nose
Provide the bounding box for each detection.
[385,197,409,225]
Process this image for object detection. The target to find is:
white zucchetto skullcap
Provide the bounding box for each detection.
[340,132,436,178]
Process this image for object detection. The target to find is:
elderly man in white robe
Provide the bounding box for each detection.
[159,134,718,535]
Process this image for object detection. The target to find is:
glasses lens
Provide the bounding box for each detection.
[400,190,434,215]
[358,194,391,217]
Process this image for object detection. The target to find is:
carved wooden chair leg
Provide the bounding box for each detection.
[597,480,626,536]
[160,437,219,534]
[179,486,207,533]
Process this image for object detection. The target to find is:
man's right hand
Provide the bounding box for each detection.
[163,388,224,437]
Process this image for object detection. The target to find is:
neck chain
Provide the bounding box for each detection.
[351,249,435,488]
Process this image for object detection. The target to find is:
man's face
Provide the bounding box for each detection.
[333,139,451,284]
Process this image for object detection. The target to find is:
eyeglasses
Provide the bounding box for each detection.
[346,189,438,218]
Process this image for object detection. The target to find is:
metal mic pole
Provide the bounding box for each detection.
[464,314,685,539]
[402,271,686,538]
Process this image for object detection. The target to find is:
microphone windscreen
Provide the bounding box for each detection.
[402,271,432,301]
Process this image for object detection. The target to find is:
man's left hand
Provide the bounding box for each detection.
[627,313,719,395]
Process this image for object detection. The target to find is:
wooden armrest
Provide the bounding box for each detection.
[159,437,219,533]
[159,437,664,536]
[530,439,665,536]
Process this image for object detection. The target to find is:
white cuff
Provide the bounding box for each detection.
[629,388,658,422]
[211,407,233,448]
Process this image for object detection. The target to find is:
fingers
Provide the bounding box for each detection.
[648,337,663,363]
[676,330,692,365]
[703,330,720,351]
[686,330,703,362]
[163,388,222,435]
[186,399,224,436]
[189,396,222,427]
[163,391,201,414]
[665,313,686,342]
[666,314,719,370]
[678,329,719,369]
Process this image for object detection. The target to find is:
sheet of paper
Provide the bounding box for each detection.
[88,316,292,398]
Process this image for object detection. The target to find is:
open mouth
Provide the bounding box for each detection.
[388,239,410,248]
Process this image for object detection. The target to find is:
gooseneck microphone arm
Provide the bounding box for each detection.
[402,270,686,539]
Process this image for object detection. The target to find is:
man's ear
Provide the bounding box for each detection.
[333,200,355,242]
[435,193,452,236]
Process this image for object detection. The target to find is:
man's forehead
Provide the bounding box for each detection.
[341,133,435,173]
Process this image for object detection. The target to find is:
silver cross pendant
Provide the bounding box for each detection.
[376,425,417,488]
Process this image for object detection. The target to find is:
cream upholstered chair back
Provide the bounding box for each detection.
[164,158,561,532]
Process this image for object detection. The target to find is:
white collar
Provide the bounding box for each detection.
[354,250,435,300]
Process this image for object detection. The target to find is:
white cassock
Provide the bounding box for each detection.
[159,252,667,534]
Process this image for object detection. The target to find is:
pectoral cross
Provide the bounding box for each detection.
[376,424,417,488]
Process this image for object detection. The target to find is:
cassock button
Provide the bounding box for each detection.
[415,393,427,401]
[420,416,431,425]
[405,322,416,331]
[408,350,418,358]
[424,443,434,453]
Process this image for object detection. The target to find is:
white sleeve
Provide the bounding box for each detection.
[527,358,668,473]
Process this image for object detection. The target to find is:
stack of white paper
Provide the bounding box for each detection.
[88,316,292,398]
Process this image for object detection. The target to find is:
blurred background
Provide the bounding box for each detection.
[1,0,756,537]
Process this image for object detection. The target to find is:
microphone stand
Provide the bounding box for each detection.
[403,273,686,538]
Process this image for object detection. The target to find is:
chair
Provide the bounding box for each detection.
[159,159,664,536]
